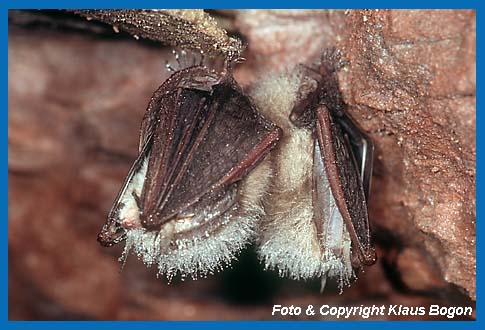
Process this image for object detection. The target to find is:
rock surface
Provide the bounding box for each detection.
[339,10,476,301]
[8,10,475,320]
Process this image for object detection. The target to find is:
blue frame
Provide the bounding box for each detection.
[3,0,480,328]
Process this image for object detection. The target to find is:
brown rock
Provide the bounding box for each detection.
[396,248,447,291]
[338,9,476,300]
[233,10,346,83]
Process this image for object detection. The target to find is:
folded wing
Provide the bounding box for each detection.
[139,66,280,229]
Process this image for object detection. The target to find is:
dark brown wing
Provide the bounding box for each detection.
[139,68,281,229]
[315,105,376,266]
[138,67,225,153]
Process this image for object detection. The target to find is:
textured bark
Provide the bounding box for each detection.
[8,9,475,320]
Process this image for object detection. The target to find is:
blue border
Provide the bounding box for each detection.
[3,0,480,329]
[1,0,480,9]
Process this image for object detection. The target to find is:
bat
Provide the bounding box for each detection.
[253,48,376,291]
[98,59,281,280]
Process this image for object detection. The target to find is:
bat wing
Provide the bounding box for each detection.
[315,105,376,266]
[99,140,151,247]
[139,67,281,229]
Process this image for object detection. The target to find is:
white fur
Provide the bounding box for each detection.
[250,69,354,291]
[118,157,149,228]
[120,159,272,280]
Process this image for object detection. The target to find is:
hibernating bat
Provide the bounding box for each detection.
[251,48,376,291]
[98,59,281,280]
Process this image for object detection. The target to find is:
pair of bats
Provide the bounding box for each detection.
[98,48,377,290]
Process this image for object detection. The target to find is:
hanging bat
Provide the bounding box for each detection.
[97,59,281,280]
[253,48,376,291]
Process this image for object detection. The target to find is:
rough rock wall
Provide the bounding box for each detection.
[340,10,476,300]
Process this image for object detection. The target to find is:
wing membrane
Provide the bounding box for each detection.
[315,106,376,266]
[139,68,281,229]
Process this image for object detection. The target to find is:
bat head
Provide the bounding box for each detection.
[97,219,126,247]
